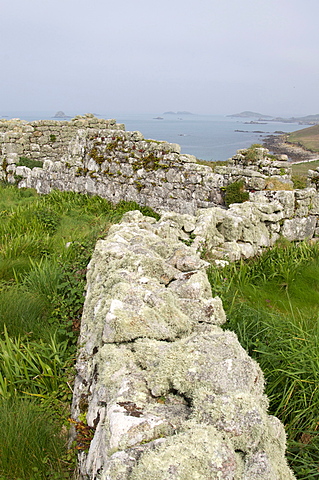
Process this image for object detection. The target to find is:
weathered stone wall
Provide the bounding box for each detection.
[71,210,295,480]
[0,114,224,214]
[1,114,319,254]
[1,115,307,477]
[0,114,124,165]
[215,147,293,191]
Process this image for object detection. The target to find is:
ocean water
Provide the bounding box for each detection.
[0,111,302,162]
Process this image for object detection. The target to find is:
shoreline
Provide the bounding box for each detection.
[263,134,319,163]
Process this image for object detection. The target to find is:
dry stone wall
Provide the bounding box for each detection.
[2,115,311,478]
[2,115,319,251]
[71,210,296,480]
[0,114,124,165]
[0,114,224,215]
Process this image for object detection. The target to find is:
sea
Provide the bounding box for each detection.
[0,111,303,162]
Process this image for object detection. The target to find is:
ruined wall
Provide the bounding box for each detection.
[1,114,319,254]
[71,210,296,480]
[1,115,306,478]
[0,114,124,165]
[0,114,223,215]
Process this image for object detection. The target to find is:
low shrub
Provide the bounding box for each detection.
[224,180,249,206]
[292,174,307,189]
[242,144,263,164]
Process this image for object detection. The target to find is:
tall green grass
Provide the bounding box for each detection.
[0,327,70,399]
[0,398,67,480]
[208,240,319,479]
[0,183,159,478]
[0,288,50,338]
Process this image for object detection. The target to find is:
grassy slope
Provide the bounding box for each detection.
[208,242,319,479]
[0,184,159,480]
[291,159,319,176]
[288,124,319,152]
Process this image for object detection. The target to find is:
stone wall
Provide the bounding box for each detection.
[1,114,319,255]
[0,114,224,215]
[215,147,293,191]
[71,210,295,480]
[2,115,311,478]
[0,114,124,165]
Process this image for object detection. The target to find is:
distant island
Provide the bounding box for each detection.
[53,111,71,119]
[228,111,319,125]
[227,111,272,119]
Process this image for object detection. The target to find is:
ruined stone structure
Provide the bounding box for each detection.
[2,114,317,478]
[0,114,223,214]
[1,114,319,256]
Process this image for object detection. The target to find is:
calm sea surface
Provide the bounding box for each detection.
[0,111,303,162]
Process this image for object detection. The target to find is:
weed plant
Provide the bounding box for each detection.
[0,183,159,479]
[208,240,319,479]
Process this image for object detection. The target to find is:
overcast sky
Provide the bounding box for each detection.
[1,0,318,117]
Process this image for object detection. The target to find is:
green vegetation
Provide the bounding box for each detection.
[291,159,319,177]
[17,156,44,169]
[288,125,319,152]
[0,183,159,479]
[290,159,319,188]
[0,398,68,479]
[132,152,171,172]
[207,240,319,479]
[292,174,307,189]
[196,159,228,170]
[242,143,263,164]
[223,180,249,206]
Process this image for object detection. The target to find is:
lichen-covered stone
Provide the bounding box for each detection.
[71,211,295,480]
[282,216,317,241]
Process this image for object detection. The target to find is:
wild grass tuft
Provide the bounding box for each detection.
[0,183,160,478]
[0,326,70,399]
[0,288,50,338]
[208,240,319,479]
[0,397,67,479]
[23,258,62,299]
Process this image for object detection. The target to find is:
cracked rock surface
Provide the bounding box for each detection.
[71,210,295,480]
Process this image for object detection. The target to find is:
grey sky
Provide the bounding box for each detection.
[1,0,318,116]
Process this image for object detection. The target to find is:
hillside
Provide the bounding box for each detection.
[288,124,319,152]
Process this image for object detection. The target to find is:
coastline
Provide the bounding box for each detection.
[263,134,319,163]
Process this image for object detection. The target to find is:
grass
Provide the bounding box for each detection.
[0,183,159,479]
[291,159,319,176]
[288,125,319,152]
[196,159,228,170]
[290,159,319,189]
[207,240,319,479]
[0,398,68,480]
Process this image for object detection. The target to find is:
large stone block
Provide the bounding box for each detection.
[282,216,317,241]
